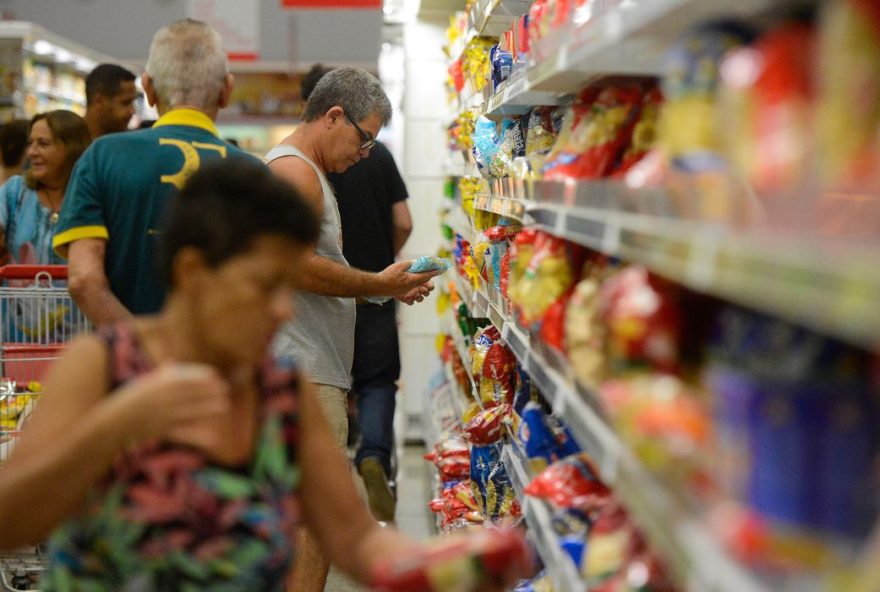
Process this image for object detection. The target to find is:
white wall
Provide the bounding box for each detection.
[397,17,450,442]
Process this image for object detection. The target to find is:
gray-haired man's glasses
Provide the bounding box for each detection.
[343,112,376,151]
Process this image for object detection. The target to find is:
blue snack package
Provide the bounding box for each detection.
[491,44,513,91]
[408,256,450,273]
[470,443,517,521]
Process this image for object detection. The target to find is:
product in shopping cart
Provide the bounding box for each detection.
[370,527,535,592]
[524,452,611,515]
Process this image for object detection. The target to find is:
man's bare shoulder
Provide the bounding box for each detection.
[267,151,323,209]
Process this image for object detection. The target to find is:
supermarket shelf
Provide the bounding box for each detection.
[479,0,794,113]
[447,204,477,246]
[464,276,766,592]
[473,191,526,221]
[501,445,586,592]
[482,73,562,117]
[471,0,533,36]
[523,180,880,352]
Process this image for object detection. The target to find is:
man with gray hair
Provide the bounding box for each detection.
[265,67,438,591]
[54,19,254,324]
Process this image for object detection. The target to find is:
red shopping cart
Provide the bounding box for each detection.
[0,265,89,592]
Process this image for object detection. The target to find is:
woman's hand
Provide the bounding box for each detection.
[108,363,231,450]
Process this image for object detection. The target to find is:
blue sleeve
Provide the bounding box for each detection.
[53,146,109,258]
[0,175,23,231]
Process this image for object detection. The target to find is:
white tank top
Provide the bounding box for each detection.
[264,144,355,390]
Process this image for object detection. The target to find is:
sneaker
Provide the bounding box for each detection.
[358,457,396,523]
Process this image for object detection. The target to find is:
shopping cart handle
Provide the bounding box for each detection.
[0,265,68,280]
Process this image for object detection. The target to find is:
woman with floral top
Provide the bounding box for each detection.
[0,160,426,591]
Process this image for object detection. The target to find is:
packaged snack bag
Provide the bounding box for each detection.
[370,527,535,592]
[470,443,519,520]
[544,82,644,180]
[612,86,664,177]
[524,453,612,514]
[816,0,880,191]
[599,266,682,374]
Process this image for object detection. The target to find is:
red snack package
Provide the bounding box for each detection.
[370,528,535,592]
[524,452,612,514]
[599,266,682,374]
[544,83,644,180]
[463,404,512,445]
[483,224,521,243]
[429,439,471,482]
[612,86,664,177]
[499,250,511,298]
[539,288,574,352]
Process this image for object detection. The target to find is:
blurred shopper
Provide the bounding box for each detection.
[302,64,413,524]
[265,66,438,591]
[0,161,415,590]
[0,119,30,184]
[0,111,90,265]
[83,63,138,139]
[54,19,255,326]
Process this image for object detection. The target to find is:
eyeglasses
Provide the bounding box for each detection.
[343,112,376,151]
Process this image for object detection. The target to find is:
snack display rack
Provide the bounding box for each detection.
[431,0,880,590]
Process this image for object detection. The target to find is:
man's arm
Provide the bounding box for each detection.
[391,201,412,256]
[268,154,437,298]
[67,238,132,326]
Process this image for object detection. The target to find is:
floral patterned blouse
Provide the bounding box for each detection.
[41,323,303,591]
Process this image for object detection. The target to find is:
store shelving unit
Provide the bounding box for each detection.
[476,0,805,118]
[441,273,590,590]
[439,0,878,589]
[466,176,880,352]
[0,21,116,118]
[502,444,585,592]
[470,0,534,36]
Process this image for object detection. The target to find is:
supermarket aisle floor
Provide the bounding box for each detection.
[325,444,435,592]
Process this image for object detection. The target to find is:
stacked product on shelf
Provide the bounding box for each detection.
[433,1,880,589]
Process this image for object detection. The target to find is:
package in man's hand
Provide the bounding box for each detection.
[407,256,450,273]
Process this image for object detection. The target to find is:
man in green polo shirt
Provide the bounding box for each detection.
[54,19,255,325]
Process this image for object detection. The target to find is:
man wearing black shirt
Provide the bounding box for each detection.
[328,140,412,523]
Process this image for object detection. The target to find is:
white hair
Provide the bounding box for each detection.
[145,19,228,110]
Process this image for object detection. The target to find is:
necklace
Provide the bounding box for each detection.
[40,188,62,224]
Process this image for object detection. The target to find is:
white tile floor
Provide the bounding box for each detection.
[324,445,436,592]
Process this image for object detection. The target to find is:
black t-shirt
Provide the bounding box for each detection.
[328,141,408,273]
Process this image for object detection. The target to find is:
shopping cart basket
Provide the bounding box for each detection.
[0,265,89,592]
